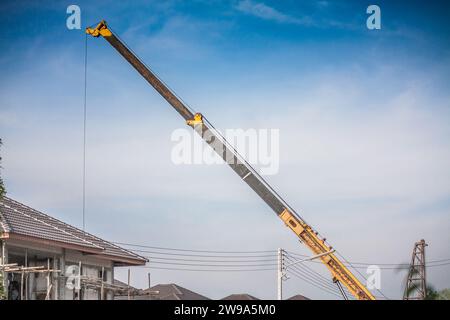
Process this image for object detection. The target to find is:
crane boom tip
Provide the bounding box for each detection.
[86,20,112,37]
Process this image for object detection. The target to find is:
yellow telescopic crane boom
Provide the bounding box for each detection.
[86,20,375,300]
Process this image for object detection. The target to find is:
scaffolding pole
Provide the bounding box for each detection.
[3,265,60,300]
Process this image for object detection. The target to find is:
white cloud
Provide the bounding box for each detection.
[235,0,313,25]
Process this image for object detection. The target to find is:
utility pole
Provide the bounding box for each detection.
[127,268,131,300]
[403,239,427,300]
[148,273,151,290]
[277,248,284,300]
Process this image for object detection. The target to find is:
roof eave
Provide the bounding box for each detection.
[7,233,104,255]
[6,233,147,266]
[100,253,148,266]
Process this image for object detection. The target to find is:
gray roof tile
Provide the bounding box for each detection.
[143,283,210,300]
[221,293,260,300]
[287,294,310,300]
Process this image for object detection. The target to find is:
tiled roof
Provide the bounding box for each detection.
[287,294,310,300]
[142,283,210,300]
[0,196,147,265]
[221,293,260,300]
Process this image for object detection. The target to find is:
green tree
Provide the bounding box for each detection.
[437,288,450,300]
[425,285,439,300]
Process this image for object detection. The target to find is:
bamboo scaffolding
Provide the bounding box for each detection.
[1,263,60,300]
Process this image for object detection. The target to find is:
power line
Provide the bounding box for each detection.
[285,265,393,300]
[119,241,448,300]
[284,254,347,294]
[286,265,343,296]
[82,32,88,231]
[284,255,348,298]
[138,251,350,298]
[125,248,277,259]
[286,267,344,299]
[144,256,277,263]
[142,253,357,298]
[423,262,450,268]
[124,244,434,300]
[147,261,277,268]
[287,250,450,266]
[113,242,276,254]
[119,242,450,269]
[136,266,276,272]
[285,250,450,269]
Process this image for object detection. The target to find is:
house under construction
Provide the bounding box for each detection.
[0,196,147,300]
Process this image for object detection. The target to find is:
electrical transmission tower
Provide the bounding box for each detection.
[403,239,427,300]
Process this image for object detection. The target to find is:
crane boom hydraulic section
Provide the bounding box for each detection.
[86,20,375,300]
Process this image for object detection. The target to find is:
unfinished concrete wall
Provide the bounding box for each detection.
[3,240,115,300]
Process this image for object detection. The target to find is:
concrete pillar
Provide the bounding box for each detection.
[1,240,8,299]
[28,259,35,300]
[52,255,58,300]
[60,249,66,300]
[109,262,114,300]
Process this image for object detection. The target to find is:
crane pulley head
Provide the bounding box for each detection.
[86,20,112,38]
[186,113,204,127]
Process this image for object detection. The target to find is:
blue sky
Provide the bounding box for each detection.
[1,0,450,299]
